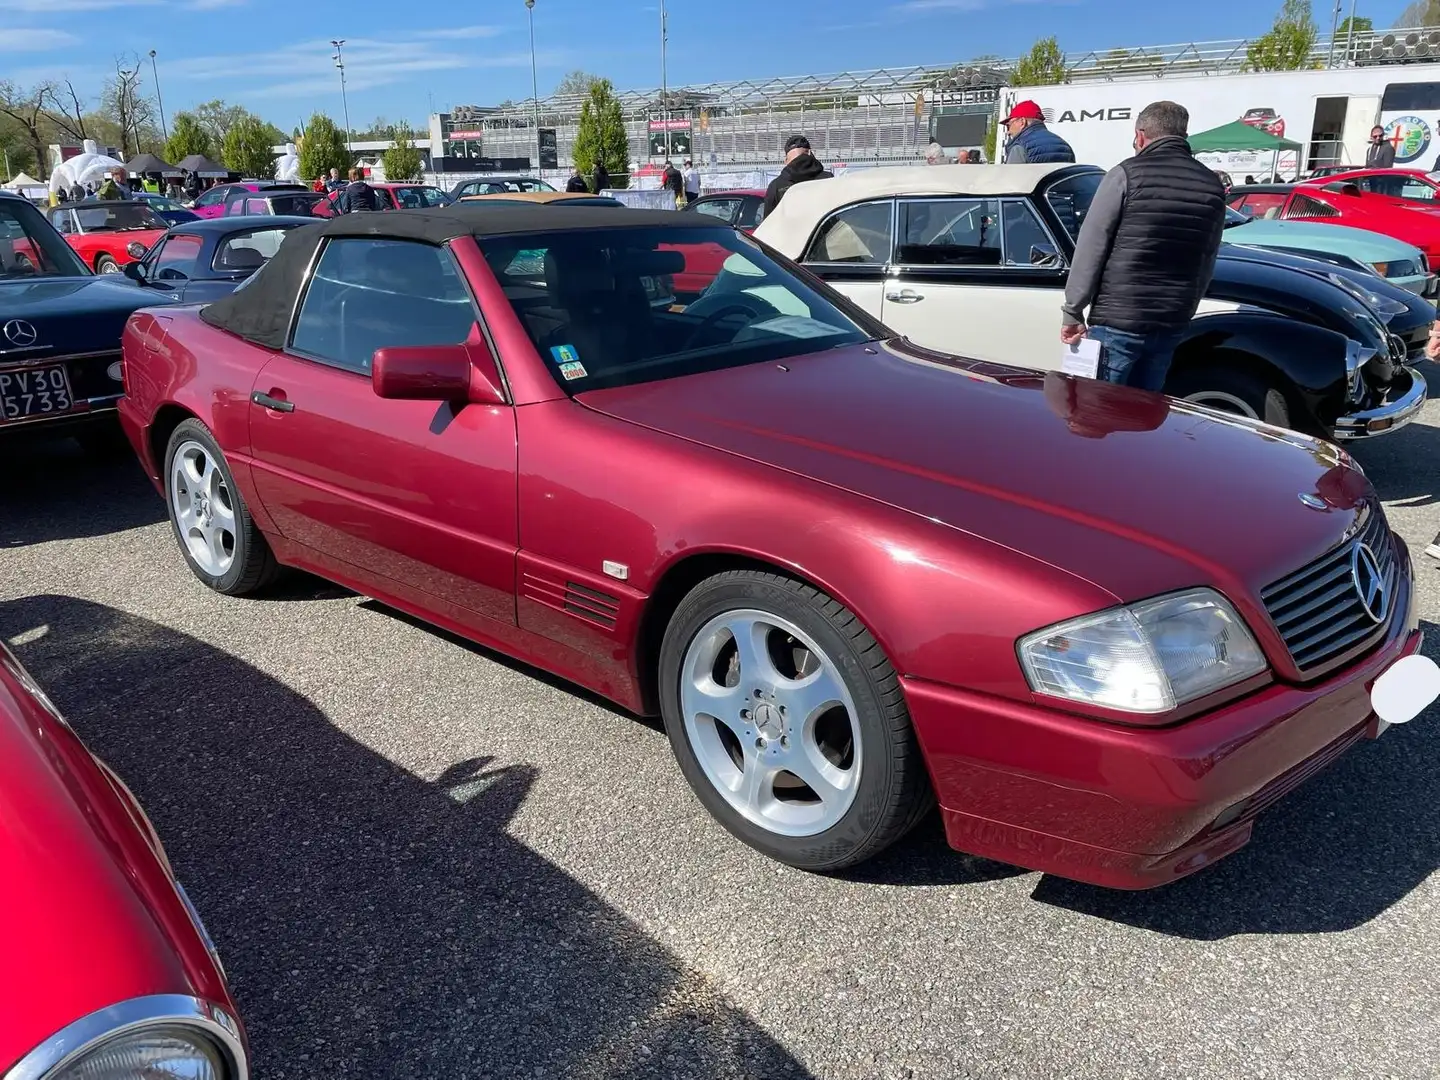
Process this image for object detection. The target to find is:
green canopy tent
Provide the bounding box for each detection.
[1187,120,1303,181]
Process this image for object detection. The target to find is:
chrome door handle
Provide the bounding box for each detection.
[885,289,924,303]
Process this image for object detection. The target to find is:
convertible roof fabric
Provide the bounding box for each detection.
[199,203,725,350]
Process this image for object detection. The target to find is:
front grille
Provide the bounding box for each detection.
[1260,506,1396,674]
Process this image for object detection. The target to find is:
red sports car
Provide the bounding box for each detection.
[47,201,168,274]
[1299,166,1440,206]
[1228,179,1440,264]
[117,206,1429,890]
[0,640,247,1078]
[312,182,454,216]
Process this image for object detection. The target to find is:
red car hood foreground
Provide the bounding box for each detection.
[581,340,1368,606]
[0,648,223,1069]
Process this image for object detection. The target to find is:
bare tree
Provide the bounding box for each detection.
[0,81,55,178]
[1397,0,1440,26]
[101,55,155,160]
[45,79,90,142]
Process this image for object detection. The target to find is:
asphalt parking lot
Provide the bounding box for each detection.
[3,370,1439,1080]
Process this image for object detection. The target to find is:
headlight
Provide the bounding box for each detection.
[49,1026,229,1079]
[1018,588,1267,714]
[1330,272,1408,324]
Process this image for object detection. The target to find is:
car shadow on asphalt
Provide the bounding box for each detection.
[1348,406,1440,507]
[1030,619,1440,938]
[0,594,814,1080]
[0,437,165,548]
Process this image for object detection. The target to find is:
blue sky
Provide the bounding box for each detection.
[0,0,1415,129]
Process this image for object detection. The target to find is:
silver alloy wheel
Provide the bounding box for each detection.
[99,259,121,273]
[680,608,862,837]
[170,440,237,577]
[1183,390,1260,419]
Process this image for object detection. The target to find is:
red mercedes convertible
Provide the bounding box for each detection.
[0,641,247,1078]
[116,205,1427,889]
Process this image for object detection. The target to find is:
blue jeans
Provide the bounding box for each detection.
[1087,325,1186,392]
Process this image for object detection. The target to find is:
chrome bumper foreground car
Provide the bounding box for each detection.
[1332,364,1428,440]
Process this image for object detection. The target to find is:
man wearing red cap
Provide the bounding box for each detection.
[1001,100,1075,164]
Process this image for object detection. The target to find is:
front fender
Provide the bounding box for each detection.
[1174,311,1350,425]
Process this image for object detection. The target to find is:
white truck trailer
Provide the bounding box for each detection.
[996,65,1440,176]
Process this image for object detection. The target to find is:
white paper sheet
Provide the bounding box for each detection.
[1061,337,1101,379]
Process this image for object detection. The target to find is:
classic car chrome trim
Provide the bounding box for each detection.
[3,994,247,1080]
[0,349,120,370]
[1332,366,1428,440]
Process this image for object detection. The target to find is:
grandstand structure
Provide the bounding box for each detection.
[437,25,1440,171]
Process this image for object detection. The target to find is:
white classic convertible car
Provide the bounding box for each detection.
[751,163,1428,440]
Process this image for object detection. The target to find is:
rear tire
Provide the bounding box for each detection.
[658,569,933,871]
[1168,366,1291,428]
[163,418,277,595]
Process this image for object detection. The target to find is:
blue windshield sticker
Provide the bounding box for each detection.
[550,344,580,366]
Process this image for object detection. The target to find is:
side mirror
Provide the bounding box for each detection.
[122,260,148,282]
[1030,243,1063,268]
[126,241,148,259]
[371,343,505,405]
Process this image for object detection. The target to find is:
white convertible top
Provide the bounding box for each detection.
[755,162,1096,258]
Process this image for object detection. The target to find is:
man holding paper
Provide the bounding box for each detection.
[1059,101,1227,392]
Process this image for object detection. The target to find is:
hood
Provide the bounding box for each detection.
[0,276,173,358]
[782,153,830,183]
[580,341,1369,606]
[0,648,192,1069]
[1226,218,1417,264]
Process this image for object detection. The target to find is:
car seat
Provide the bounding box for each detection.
[541,246,653,375]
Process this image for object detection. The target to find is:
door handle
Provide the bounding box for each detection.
[251,390,295,413]
[885,289,924,304]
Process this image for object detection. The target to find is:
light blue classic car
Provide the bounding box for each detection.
[1223,206,1437,299]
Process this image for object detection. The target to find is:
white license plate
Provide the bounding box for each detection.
[0,366,73,421]
[1371,653,1440,729]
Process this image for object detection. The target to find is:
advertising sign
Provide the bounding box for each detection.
[649,118,692,157]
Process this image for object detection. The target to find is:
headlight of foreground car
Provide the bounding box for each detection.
[1019,588,1267,714]
[48,1027,229,1079]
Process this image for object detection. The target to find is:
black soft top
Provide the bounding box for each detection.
[200,203,723,350]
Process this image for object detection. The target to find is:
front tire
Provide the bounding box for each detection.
[96,255,119,274]
[1168,366,1291,428]
[658,570,933,871]
[163,418,277,595]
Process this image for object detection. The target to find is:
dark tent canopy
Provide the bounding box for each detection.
[125,152,181,176]
[200,203,725,351]
[175,154,229,177]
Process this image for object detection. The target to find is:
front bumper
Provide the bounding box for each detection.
[905,548,1421,889]
[1332,365,1427,440]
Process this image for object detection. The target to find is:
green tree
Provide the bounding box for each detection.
[223,114,276,178]
[572,78,630,189]
[554,70,600,99]
[1397,0,1440,26]
[983,118,997,162]
[1012,37,1068,86]
[165,112,213,164]
[382,122,423,180]
[298,113,351,182]
[1247,0,1318,71]
[1335,14,1372,37]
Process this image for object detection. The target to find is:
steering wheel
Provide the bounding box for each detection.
[682,303,764,350]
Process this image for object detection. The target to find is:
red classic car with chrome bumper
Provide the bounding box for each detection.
[115,205,1431,889]
[0,641,247,1078]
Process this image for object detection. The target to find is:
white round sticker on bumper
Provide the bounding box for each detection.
[1371,654,1440,725]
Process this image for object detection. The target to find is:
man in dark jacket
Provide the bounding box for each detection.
[565,171,589,192]
[661,160,684,206]
[337,167,378,213]
[591,161,610,194]
[1001,100,1075,164]
[1366,126,1396,169]
[762,135,832,216]
[1059,100,1226,391]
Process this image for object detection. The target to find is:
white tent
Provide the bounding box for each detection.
[3,172,44,190]
[48,140,126,195]
[274,143,300,182]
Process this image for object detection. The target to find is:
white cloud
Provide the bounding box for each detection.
[0,28,80,51]
[410,25,505,40]
[189,0,248,8]
[3,0,157,9]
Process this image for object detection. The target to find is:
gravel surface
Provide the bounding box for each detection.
[3,373,1438,1080]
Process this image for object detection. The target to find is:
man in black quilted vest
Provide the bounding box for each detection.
[1060,100,1226,391]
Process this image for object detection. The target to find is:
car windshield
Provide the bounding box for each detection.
[74,203,165,232]
[1223,206,1250,228]
[480,226,873,392]
[0,198,89,278]
[213,227,298,273]
[1043,171,1103,244]
[143,196,186,211]
[391,186,452,209]
[478,178,555,194]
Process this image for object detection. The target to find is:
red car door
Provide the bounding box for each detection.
[246,235,519,626]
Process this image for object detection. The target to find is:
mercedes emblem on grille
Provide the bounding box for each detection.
[2,319,38,347]
[1351,543,1389,624]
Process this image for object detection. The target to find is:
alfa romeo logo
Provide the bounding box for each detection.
[2,319,37,347]
[1385,116,1431,164]
[1351,543,1390,624]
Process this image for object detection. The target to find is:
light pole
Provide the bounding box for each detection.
[660,0,670,160]
[331,40,352,153]
[525,0,541,172]
[149,49,168,142]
